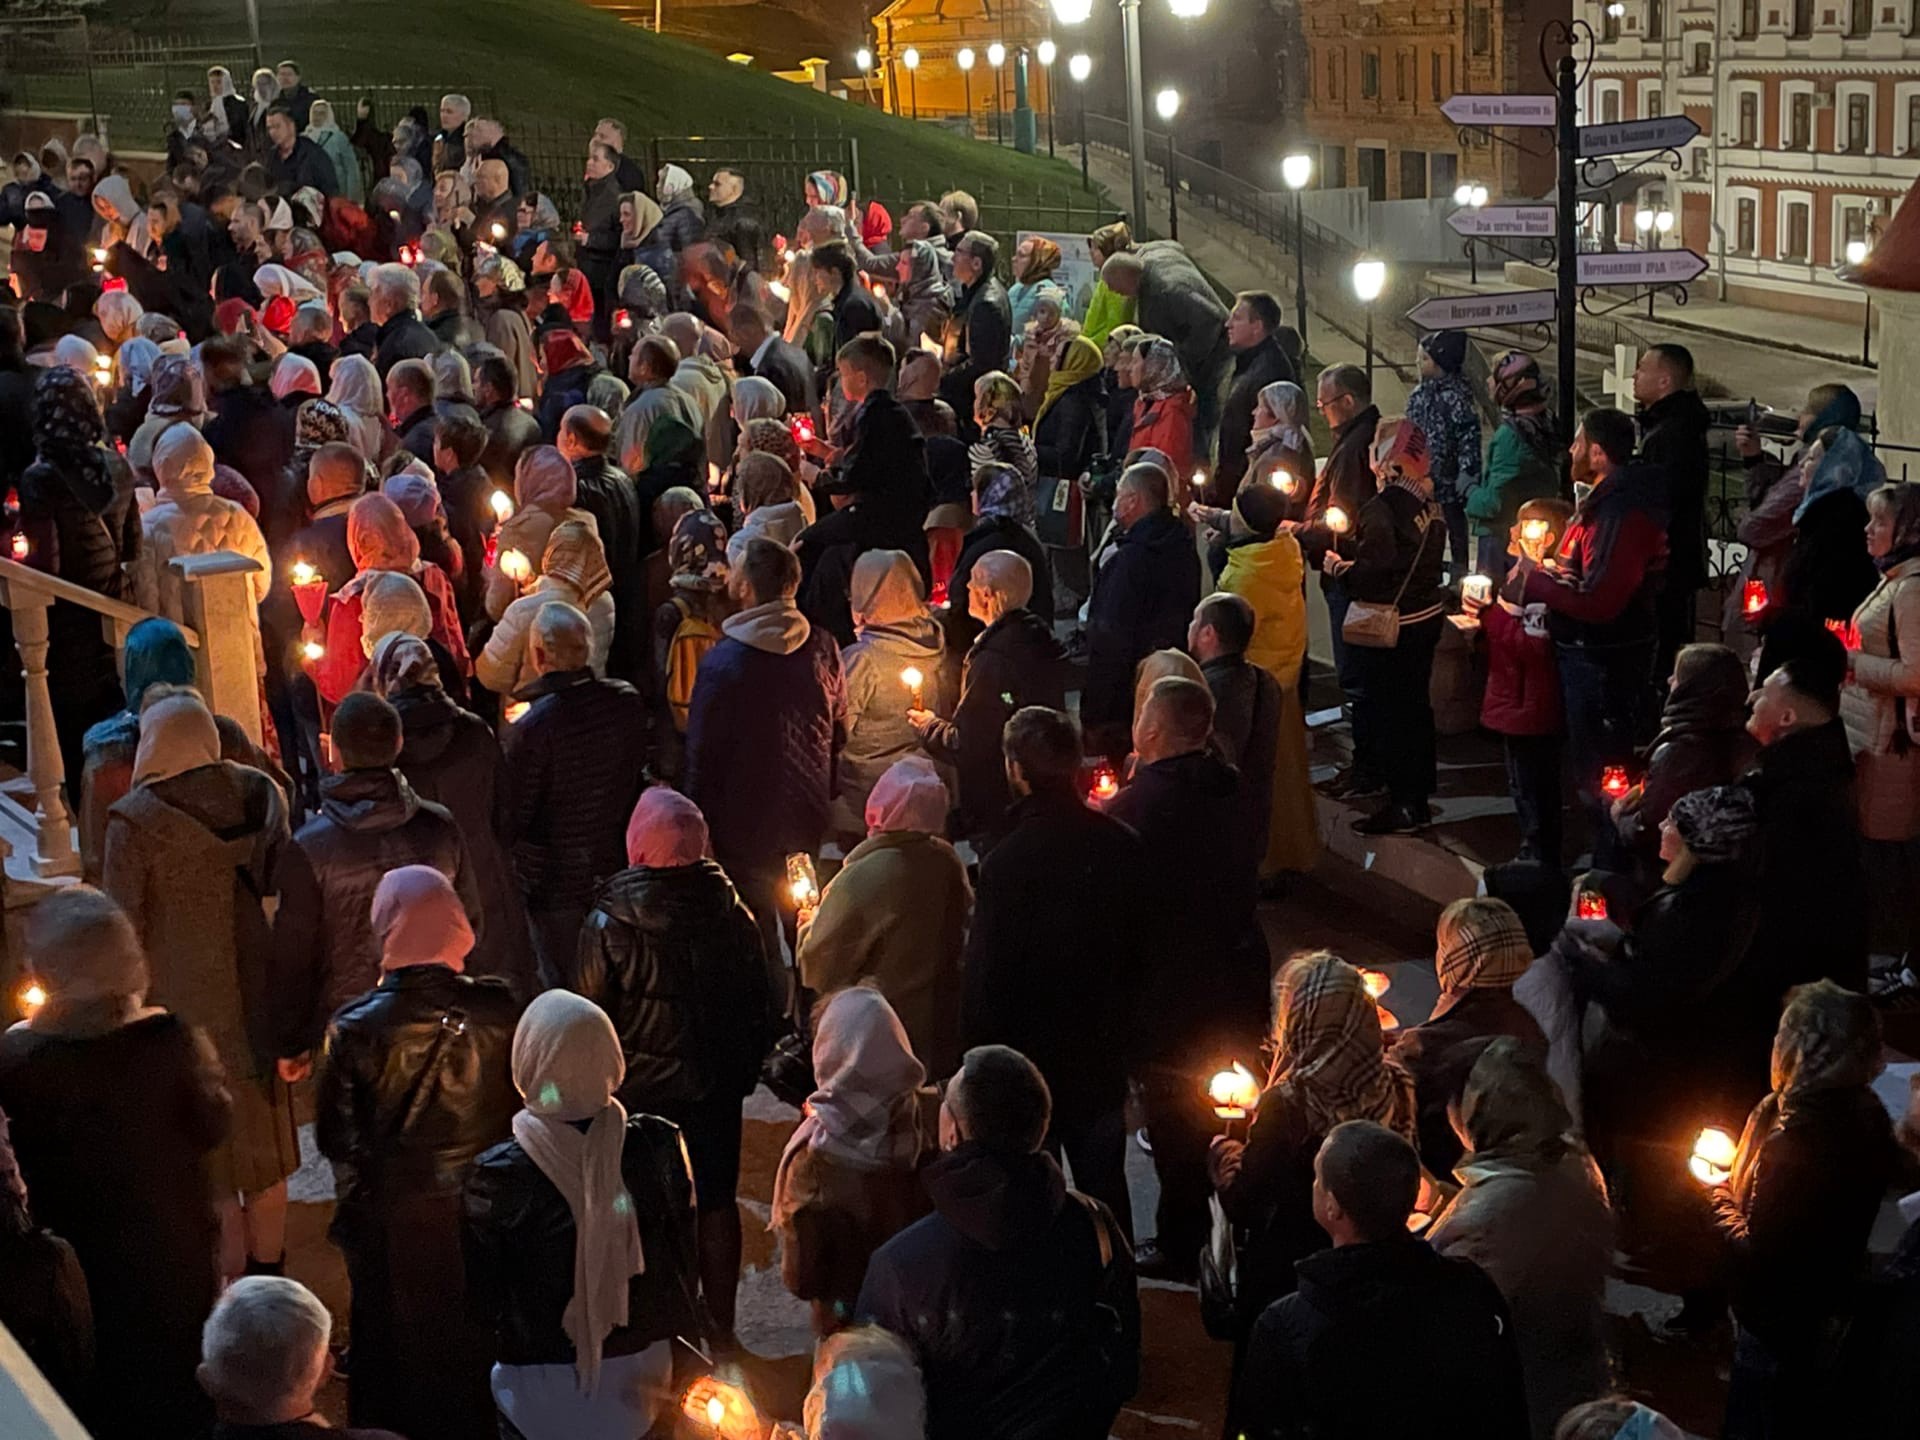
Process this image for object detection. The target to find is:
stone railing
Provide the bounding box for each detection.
[0,551,263,881]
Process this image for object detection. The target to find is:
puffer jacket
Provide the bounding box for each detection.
[1218,532,1307,689]
[1842,556,1920,759]
[476,575,616,696]
[317,965,521,1234]
[484,503,599,620]
[133,465,273,618]
[576,860,773,1115]
[501,667,649,915]
[273,766,482,1051]
[463,1114,702,1367]
[20,451,139,603]
[656,195,706,258]
[834,616,949,837]
[390,685,536,997]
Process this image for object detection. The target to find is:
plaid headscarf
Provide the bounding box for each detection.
[1435,897,1533,996]
[1268,953,1416,1142]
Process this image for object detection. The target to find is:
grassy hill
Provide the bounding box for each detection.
[27,0,1110,232]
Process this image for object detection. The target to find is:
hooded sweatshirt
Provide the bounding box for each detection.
[134,423,273,617]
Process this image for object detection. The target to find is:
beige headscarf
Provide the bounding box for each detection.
[849,548,926,631]
[509,990,644,1396]
[133,692,221,786]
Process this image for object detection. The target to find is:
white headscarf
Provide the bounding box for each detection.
[509,991,644,1397]
[116,337,161,395]
[731,374,785,424]
[657,163,694,202]
[253,262,323,304]
[270,353,321,401]
[326,354,388,460]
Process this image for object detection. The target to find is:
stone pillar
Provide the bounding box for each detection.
[5,592,78,879]
[170,552,264,745]
[1871,287,1920,450]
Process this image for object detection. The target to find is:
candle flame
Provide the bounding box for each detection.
[491,222,506,239]
[9,532,28,561]
[291,560,317,587]
[1521,519,1549,542]
[681,1377,758,1437]
[1359,968,1391,1000]
[1208,1061,1260,1118]
[900,666,923,691]
[91,247,107,264]
[1742,578,1768,617]
[1600,765,1631,800]
[1088,763,1119,803]
[504,700,531,725]
[1269,470,1297,494]
[1325,505,1350,534]
[1689,1126,1737,1185]
[707,1397,726,1426]
[499,549,532,583]
[789,876,816,904]
[18,981,45,1013]
[301,640,325,662]
[490,490,514,520]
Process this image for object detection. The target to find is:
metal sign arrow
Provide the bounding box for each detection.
[1575,249,1709,286]
[1440,94,1558,127]
[1406,289,1558,331]
[1576,115,1702,158]
[1447,205,1558,238]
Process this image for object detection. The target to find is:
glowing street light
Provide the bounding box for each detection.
[902,46,920,119]
[958,46,976,133]
[1069,52,1093,186]
[1035,39,1059,157]
[987,40,1005,66]
[1154,85,1180,120]
[1155,87,1182,238]
[1846,238,1873,364]
[855,46,872,69]
[1037,37,1057,64]
[1351,257,1387,386]
[957,45,975,68]
[1282,152,1312,343]
[1454,181,1489,283]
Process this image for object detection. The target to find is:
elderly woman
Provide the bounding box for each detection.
[1008,235,1064,332]
[370,633,535,996]
[1209,953,1416,1359]
[1428,1039,1614,1440]
[770,985,933,1337]
[127,354,206,483]
[316,865,519,1440]
[327,354,394,464]
[576,786,771,1343]
[966,370,1037,525]
[0,887,231,1440]
[1392,897,1545,1177]
[318,493,469,707]
[485,444,599,621]
[888,238,952,355]
[269,353,320,409]
[1034,332,1106,485]
[103,692,291,1283]
[832,550,949,842]
[462,989,702,1440]
[303,100,362,204]
[478,520,615,697]
[802,757,970,1074]
[475,252,538,397]
[132,422,272,620]
[1843,481,1920,971]
[1127,337,1196,478]
[1013,287,1077,421]
[1714,982,1910,1437]
[1243,380,1314,511]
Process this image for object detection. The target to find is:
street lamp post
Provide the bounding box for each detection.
[988,42,1006,144]
[1847,238,1872,364]
[1453,181,1488,284]
[903,47,920,119]
[1282,151,1311,347]
[855,46,875,108]
[1352,257,1386,387]
[1156,87,1180,240]
[1053,0,1205,242]
[1070,52,1093,187]
[1037,39,1057,157]
[958,47,975,135]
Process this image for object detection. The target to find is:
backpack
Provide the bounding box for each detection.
[664,595,722,733]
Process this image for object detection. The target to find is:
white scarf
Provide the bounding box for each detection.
[509,991,645,1396]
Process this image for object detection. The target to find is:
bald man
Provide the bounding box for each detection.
[910,550,1068,851]
[556,403,648,685]
[1105,674,1265,1276]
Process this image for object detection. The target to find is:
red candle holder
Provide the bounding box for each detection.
[1742,578,1768,618]
[1600,765,1631,801]
[1088,762,1118,804]
[1576,889,1609,920]
[289,560,328,625]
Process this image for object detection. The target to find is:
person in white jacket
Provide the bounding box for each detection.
[477,519,615,697]
[133,421,273,623]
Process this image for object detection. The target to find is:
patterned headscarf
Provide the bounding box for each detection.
[668,508,729,593]
[541,520,613,608]
[1668,784,1757,866]
[745,416,801,473]
[369,630,442,695]
[973,461,1027,522]
[1769,979,1883,1105]
[657,164,695,202]
[1133,337,1184,398]
[806,170,850,208]
[1267,953,1417,1143]
[348,492,423,574]
[147,355,208,420]
[1019,236,1062,283]
[115,337,161,396]
[1435,897,1533,997]
[33,367,114,512]
[295,397,350,452]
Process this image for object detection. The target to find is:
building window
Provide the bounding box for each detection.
[1740,0,1760,34]
[1691,147,1709,178]
[1648,0,1665,36]
[1400,149,1428,198]
[1395,51,1408,101]
[1846,94,1870,151]
[1850,0,1872,30]
[1789,92,1813,148]
[1736,197,1757,253]
[1361,49,1379,98]
[1739,91,1758,143]
[1431,151,1457,195]
[1602,5,1621,39]
[1469,6,1490,53]
[1325,146,1347,188]
[1602,88,1621,124]
[1358,146,1387,201]
[1791,0,1813,35]
[1643,85,1662,117]
[1909,94,1920,151]
[1690,40,1711,72]
[1326,50,1342,102]
[1431,51,1443,101]
[1783,200,1810,260]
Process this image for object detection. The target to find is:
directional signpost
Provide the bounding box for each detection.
[1407,290,1558,331]
[1447,205,1557,238]
[1440,94,1558,127]
[1576,249,1709,287]
[1576,114,1701,159]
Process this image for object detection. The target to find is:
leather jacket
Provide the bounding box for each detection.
[463,1114,703,1366]
[316,965,522,1230]
[578,861,773,1116]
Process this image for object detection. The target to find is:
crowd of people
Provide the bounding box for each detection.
[0,57,1916,1440]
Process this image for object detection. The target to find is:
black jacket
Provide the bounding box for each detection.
[571,454,651,685]
[1034,374,1105,480]
[821,388,931,522]
[919,610,1067,843]
[1083,508,1202,735]
[577,860,773,1115]
[1786,485,1879,625]
[1201,652,1280,861]
[832,282,884,353]
[393,402,438,467]
[204,384,297,527]
[1105,750,1265,1062]
[274,768,483,1051]
[939,274,1013,424]
[501,667,649,922]
[479,399,543,488]
[1638,388,1712,592]
[1344,483,1447,614]
[709,196,765,275]
[1237,1240,1529,1440]
[752,336,818,420]
[317,965,521,1234]
[1391,988,1547,1178]
[267,136,339,198]
[1302,405,1380,572]
[857,1143,1139,1440]
[944,514,1055,653]
[373,310,443,378]
[427,308,486,354]
[1217,336,1296,496]
[1136,240,1232,417]
[963,791,1151,1119]
[463,1115,702,1367]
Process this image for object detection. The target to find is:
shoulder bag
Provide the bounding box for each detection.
[1341,509,1436,650]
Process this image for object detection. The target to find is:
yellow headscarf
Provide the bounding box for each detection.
[1033,334,1104,429]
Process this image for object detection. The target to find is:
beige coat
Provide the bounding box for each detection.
[1842,556,1920,839]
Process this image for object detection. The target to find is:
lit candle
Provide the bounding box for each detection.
[900,665,924,708]
[90,247,107,266]
[1576,889,1609,920]
[1190,468,1207,494]
[1742,578,1768,617]
[503,700,531,725]
[491,222,506,240]
[1325,505,1350,534]
[1268,468,1297,495]
[873,281,888,300]
[18,980,45,1014]
[681,1378,757,1439]
[8,532,28,561]
[767,279,791,303]
[290,559,328,623]
[1600,765,1631,800]
[1689,1126,1737,1186]
[617,309,635,330]
[789,414,816,446]
[1359,968,1392,1000]
[498,549,532,584]
[1521,518,1550,544]
[301,640,325,663]
[291,560,317,587]
[515,396,535,411]
[1461,574,1493,606]
[490,490,514,521]
[1088,762,1119,804]
[785,853,820,912]
[1208,1061,1261,1121]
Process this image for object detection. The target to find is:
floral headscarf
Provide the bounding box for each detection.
[295,397,350,452]
[147,355,207,420]
[668,508,729,593]
[745,416,801,473]
[1133,337,1184,398]
[33,367,114,511]
[1267,953,1417,1142]
[974,461,1028,522]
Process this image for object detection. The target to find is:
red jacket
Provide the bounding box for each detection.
[1128,388,1196,478]
[1479,581,1562,737]
[317,561,470,707]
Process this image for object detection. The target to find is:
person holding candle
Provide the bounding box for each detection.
[1612,643,1756,877]
[484,444,599,621]
[1711,981,1911,1438]
[317,492,468,708]
[1235,380,1314,521]
[476,520,616,698]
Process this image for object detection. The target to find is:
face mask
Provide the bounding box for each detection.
[172,104,195,123]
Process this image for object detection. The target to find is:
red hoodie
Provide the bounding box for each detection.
[1479,574,1562,736]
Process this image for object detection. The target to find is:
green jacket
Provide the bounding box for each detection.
[1080,280,1136,348]
[1466,423,1559,537]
